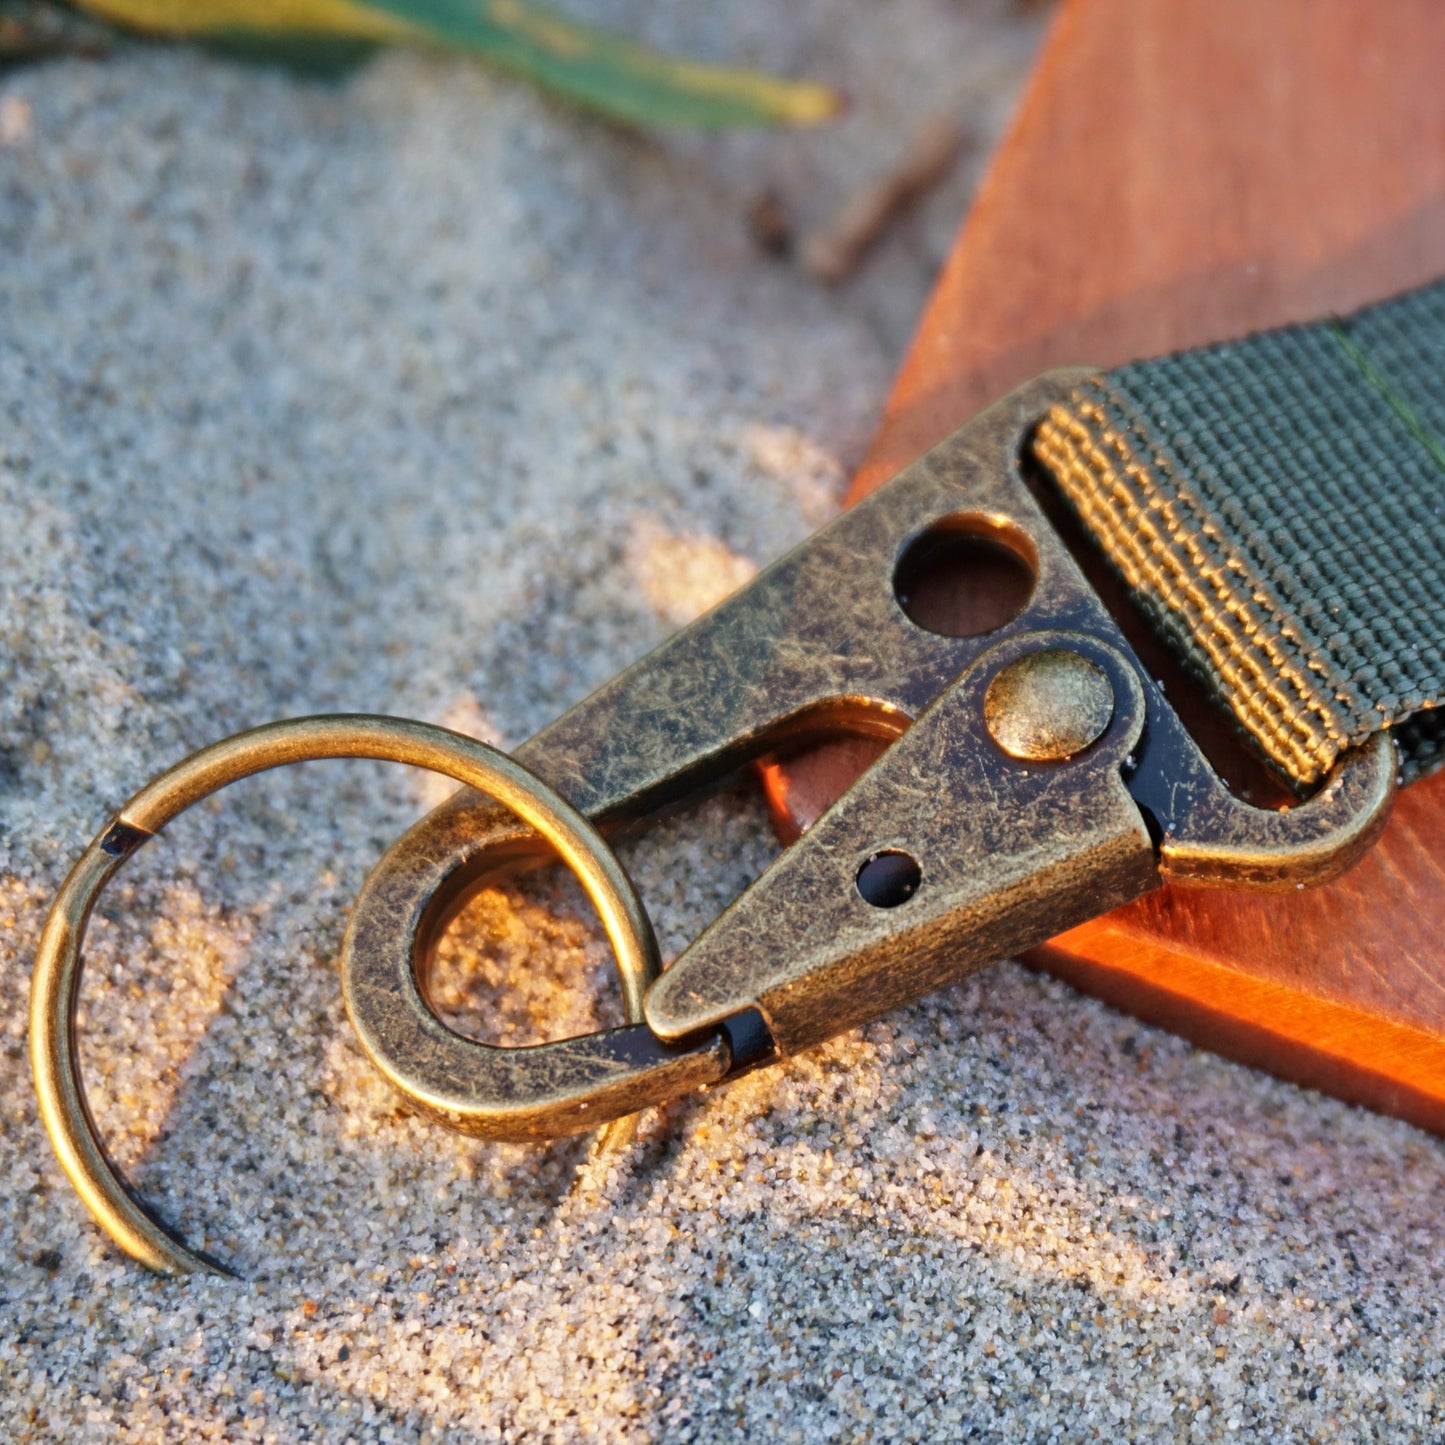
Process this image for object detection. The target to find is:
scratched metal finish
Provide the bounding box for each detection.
[341,372,1397,1136]
[646,629,1155,1053]
[1155,737,1394,888]
[342,830,730,1142]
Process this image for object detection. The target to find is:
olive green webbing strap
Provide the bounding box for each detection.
[1034,278,1445,789]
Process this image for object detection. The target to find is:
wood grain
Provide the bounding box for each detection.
[764,0,1445,1131]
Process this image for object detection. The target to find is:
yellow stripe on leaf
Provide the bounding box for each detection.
[71,0,843,129]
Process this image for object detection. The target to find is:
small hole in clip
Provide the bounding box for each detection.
[856,850,922,908]
[893,515,1036,637]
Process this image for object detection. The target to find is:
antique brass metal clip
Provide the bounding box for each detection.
[340,371,1395,1137]
[32,372,1397,1274]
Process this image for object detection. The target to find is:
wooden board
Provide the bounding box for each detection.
[764,0,1445,1132]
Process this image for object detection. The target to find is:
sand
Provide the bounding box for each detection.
[4,7,1445,1441]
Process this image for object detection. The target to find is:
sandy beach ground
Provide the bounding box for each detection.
[4,4,1445,1440]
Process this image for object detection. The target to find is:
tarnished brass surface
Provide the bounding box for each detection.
[345,369,1394,1120]
[1155,731,1397,889]
[646,630,1153,1052]
[30,716,725,1275]
[984,648,1114,761]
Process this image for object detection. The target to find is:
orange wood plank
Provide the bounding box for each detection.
[766,0,1445,1130]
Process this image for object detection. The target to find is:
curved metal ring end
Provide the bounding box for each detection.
[1160,730,1397,890]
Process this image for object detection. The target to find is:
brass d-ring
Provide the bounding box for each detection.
[29,715,725,1276]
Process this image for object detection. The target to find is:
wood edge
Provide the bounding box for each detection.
[776,0,1445,1129]
[1027,925,1445,1135]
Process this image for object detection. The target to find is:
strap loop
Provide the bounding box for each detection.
[1035,278,1445,787]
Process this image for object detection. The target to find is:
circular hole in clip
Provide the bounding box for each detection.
[893,515,1037,637]
[856,850,922,908]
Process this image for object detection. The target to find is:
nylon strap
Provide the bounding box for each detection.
[1033,278,1445,788]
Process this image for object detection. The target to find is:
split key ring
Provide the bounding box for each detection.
[30,715,728,1275]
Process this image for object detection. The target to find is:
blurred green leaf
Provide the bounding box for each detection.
[70,0,844,128]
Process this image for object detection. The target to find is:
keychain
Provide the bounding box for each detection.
[34,279,1445,1274]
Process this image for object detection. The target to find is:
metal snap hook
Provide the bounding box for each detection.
[29,715,726,1276]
